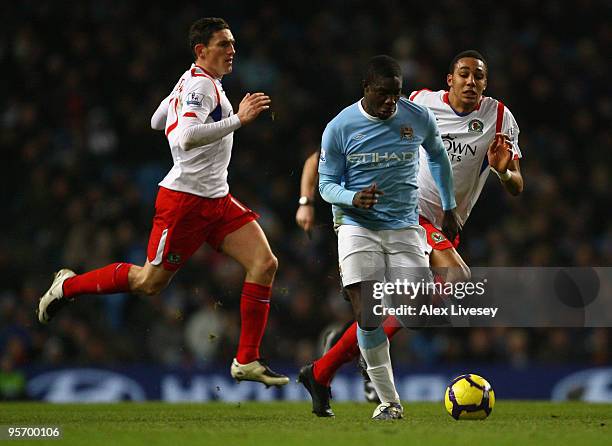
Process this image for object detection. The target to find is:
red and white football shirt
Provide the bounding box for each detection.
[159,64,240,198]
[410,89,522,229]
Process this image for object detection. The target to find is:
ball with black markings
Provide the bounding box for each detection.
[444,374,495,420]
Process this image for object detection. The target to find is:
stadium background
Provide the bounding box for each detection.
[1,0,610,401]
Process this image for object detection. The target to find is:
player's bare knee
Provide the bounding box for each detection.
[457,263,471,282]
[447,263,471,283]
[132,275,169,297]
[142,280,168,296]
[268,253,279,275]
[251,252,278,281]
[344,285,362,321]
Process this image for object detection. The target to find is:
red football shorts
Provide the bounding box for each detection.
[419,215,460,251]
[146,187,259,271]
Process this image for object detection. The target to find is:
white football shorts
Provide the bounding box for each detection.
[337,224,430,287]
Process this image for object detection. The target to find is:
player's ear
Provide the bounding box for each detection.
[194,43,206,59]
[446,73,453,88]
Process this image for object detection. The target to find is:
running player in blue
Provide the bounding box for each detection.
[298,55,459,420]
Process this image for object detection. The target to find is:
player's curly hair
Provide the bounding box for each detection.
[363,55,402,86]
[449,50,487,74]
[189,17,230,57]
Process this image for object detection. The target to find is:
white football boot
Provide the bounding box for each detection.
[37,269,76,324]
[230,358,290,387]
[372,402,404,420]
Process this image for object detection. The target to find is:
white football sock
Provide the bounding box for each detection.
[357,326,400,404]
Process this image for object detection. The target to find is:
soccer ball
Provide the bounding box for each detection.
[444,374,495,420]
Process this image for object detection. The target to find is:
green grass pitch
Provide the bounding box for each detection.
[2,401,610,445]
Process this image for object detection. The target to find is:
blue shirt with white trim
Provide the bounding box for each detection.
[318,97,455,230]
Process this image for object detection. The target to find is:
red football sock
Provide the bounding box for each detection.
[236,282,271,364]
[382,315,402,338]
[313,323,359,386]
[313,316,403,386]
[62,263,133,299]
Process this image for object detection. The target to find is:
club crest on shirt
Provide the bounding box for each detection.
[468,119,484,133]
[431,232,446,244]
[400,125,414,140]
[186,92,205,107]
[167,253,182,265]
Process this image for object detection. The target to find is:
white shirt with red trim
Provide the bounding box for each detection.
[410,89,522,229]
[155,64,241,198]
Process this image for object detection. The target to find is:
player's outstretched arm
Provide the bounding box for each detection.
[318,173,356,206]
[428,152,460,241]
[318,176,383,210]
[178,78,243,150]
[317,125,381,209]
[502,159,523,196]
[488,132,524,196]
[296,151,320,232]
[422,111,457,207]
[180,116,242,150]
[422,109,460,240]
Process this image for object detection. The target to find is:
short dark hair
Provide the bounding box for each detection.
[363,55,402,86]
[449,50,487,74]
[189,17,230,57]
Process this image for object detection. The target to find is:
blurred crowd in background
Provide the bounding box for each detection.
[1,0,610,399]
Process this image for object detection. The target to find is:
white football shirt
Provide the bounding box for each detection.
[158,64,240,198]
[411,89,522,229]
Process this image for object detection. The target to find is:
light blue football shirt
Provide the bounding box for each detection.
[318,97,455,230]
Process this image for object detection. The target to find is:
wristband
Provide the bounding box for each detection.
[498,169,512,181]
[491,167,512,182]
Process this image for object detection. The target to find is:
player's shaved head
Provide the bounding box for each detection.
[189,17,230,57]
[449,50,487,74]
[363,55,402,86]
[361,55,402,120]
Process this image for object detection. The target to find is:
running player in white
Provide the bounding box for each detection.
[297,50,523,415]
[412,49,523,278]
[37,17,289,387]
[298,55,459,420]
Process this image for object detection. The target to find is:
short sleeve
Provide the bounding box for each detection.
[408,88,431,103]
[502,107,522,160]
